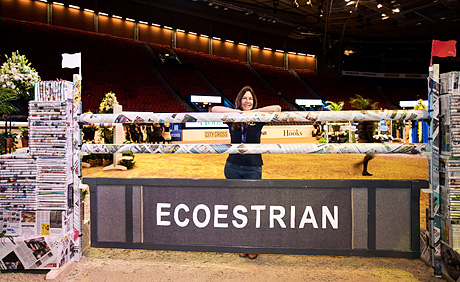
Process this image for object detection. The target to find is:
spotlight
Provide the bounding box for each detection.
[292,0,300,8]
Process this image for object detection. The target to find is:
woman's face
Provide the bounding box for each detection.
[241,91,254,111]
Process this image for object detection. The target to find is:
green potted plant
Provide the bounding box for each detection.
[102,153,113,166]
[18,126,28,147]
[0,131,18,154]
[81,111,97,143]
[119,150,135,169]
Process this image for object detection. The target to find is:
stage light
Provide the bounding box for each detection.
[292,0,300,8]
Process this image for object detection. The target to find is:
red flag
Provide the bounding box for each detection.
[431,40,457,66]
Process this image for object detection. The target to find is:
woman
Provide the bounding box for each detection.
[212,86,281,259]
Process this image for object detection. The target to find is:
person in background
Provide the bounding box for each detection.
[212,85,281,260]
[153,123,163,144]
[355,106,376,176]
[162,123,172,144]
[129,124,138,143]
[145,123,153,143]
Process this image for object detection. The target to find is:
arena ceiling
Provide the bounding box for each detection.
[143,0,460,41]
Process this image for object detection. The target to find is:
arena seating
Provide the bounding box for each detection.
[251,62,317,104]
[0,18,426,113]
[0,18,186,113]
[295,70,388,109]
[156,66,217,100]
[173,48,293,110]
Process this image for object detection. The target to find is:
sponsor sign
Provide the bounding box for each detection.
[143,185,352,249]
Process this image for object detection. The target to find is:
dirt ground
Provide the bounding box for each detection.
[1,151,441,281]
[1,248,442,282]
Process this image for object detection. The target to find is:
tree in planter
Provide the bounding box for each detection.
[350,94,380,143]
[325,101,344,143]
[98,92,119,144]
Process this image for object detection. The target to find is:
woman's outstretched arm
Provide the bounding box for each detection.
[211,105,282,113]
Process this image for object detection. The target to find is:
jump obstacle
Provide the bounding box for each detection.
[1,68,453,279]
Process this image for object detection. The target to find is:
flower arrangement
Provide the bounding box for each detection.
[99,91,119,114]
[98,92,119,143]
[0,51,41,99]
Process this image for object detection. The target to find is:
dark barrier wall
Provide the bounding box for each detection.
[84,178,427,258]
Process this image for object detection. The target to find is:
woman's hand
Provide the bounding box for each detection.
[211,105,282,113]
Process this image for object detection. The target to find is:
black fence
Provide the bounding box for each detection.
[83,178,428,258]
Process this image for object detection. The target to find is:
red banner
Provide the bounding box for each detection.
[431,40,457,65]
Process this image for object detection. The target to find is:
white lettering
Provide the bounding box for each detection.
[322,206,338,229]
[192,204,211,228]
[270,206,286,228]
[232,205,248,228]
[214,205,229,228]
[299,206,318,228]
[157,203,171,226]
[156,203,338,230]
[251,205,266,228]
[174,204,190,227]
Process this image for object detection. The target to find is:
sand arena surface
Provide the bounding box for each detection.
[2,152,438,281]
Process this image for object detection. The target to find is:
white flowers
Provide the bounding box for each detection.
[99,91,119,114]
[0,51,40,98]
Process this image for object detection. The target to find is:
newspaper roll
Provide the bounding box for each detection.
[79,109,429,124]
[81,143,426,155]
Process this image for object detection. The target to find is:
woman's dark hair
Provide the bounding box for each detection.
[235,86,257,111]
[232,86,257,131]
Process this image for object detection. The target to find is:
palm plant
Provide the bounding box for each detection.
[0,88,19,115]
[349,94,379,110]
[325,101,344,111]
